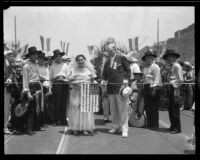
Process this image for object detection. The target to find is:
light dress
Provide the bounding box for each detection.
[68,67,96,131]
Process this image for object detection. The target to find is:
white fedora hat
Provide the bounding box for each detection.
[120,86,132,98]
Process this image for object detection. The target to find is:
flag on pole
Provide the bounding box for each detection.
[17,40,20,50]
[60,41,63,51]
[128,38,133,52]
[62,42,66,52]
[65,42,69,55]
[40,36,44,51]
[87,45,94,55]
[46,38,51,52]
[135,37,139,51]
[128,37,139,52]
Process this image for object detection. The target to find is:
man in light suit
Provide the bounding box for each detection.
[102,38,131,138]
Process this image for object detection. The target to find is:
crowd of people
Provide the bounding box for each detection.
[4,37,195,138]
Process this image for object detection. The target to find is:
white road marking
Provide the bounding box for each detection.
[56,127,69,154]
[62,132,70,154]
[4,135,14,144]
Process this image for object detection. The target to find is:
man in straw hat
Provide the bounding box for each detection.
[101,37,131,138]
[181,61,194,110]
[142,50,162,131]
[162,49,183,134]
[22,46,43,135]
[49,49,70,126]
[129,64,144,122]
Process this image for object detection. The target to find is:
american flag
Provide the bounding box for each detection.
[71,82,99,112]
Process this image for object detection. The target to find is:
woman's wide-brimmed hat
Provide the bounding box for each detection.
[141,50,157,61]
[162,49,180,60]
[53,49,65,58]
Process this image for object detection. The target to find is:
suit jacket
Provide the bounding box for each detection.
[102,53,131,94]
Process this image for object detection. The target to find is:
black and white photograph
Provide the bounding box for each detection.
[3,6,196,154]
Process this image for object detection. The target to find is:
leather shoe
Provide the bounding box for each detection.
[170,129,180,134]
[26,130,35,135]
[166,127,174,131]
[152,127,159,131]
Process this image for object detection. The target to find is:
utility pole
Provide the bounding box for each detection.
[157,18,160,56]
[14,16,17,50]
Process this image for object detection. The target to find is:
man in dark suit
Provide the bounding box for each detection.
[102,38,131,138]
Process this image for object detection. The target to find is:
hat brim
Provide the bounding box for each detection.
[25,51,38,57]
[133,72,143,75]
[126,57,138,63]
[142,54,157,61]
[162,52,180,60]
[53,52,65,58]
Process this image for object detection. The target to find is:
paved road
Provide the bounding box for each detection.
[4,110,195,154]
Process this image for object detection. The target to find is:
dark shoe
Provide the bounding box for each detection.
[73,130,78,135]
[104,120,110,123]
[26,130,35,135]
[60,120,68,125]
[166,127,174,132]
[170,129,181,134]
[152,127,159,131]
[89,130,94,136]
[15,130,23,135]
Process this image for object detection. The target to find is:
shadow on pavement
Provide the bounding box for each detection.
[95,128,109,134]
[95,119,105,126]
[154,128,171,133]
[183,149,195,154]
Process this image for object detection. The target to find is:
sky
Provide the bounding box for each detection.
[3,7,194,58]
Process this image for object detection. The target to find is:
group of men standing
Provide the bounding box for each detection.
[101,37,193,138]
[4,46,71,135]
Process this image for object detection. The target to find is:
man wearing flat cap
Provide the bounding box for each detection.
[142,50,162,131]
[162,49,183,134]
[102,37,131,138]
[49,49,70,126]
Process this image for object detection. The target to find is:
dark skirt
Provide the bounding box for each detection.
[51,80,69,122]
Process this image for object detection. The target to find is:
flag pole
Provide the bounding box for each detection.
[14,16,17,50]
[157,18,159,55]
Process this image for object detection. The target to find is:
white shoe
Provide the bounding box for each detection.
[108,128,117,133]
[122,132,128,138]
